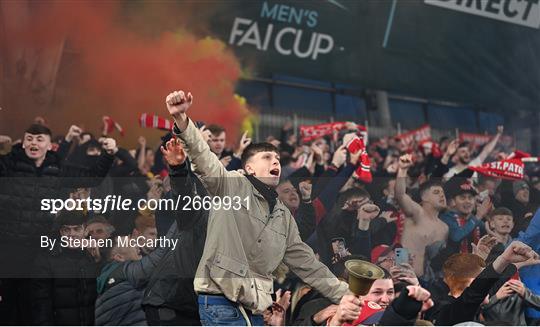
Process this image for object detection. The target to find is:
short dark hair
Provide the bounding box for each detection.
[206,124,225,136]
[80,132,94,139]
[377,266,392,279]
[489,207,513,220]
[25,124,51,137]
[458,141,470,149]
[241,142,279,167]
[335,188,371,210]
[418,179,443,200]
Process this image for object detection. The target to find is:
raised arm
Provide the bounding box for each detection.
[166,90,237,195]
[395,154,423,221]
[476,125,503,164]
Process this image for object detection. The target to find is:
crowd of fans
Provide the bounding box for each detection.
[0,92,540,326]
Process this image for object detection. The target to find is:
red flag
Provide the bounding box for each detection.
[459,132,491,149]
[102,116,124,136]
[299,122,367,143]
[342,301,385,326]
[470,158,525,181]
[139,113,173,131]
[394,124,431,151]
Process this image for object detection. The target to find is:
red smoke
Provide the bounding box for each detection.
[0,1,248,147]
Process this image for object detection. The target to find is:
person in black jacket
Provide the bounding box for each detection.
[0,124,115,324]
[32,211,101,325]
[142,137,209,325]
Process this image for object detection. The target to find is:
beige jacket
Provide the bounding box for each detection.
[174,119,348,314]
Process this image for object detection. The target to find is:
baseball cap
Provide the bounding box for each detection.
[445,178,478,199]
[371,244,393,264]
[512,181,529,197]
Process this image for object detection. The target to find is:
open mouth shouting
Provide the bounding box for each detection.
[270,168,280,177]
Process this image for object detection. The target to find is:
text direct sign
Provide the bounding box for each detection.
[425,0,540,29]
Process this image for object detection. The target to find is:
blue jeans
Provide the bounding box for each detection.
[198,294,264,326]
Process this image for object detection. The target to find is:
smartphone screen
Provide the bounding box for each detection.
[395,247,409,265]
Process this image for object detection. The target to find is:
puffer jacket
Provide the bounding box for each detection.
[483,289,540,325]
[32,247,101,325]
[0,144,113,244]
[95,229,172,325]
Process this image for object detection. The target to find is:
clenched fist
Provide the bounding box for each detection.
[65,125,82,142]
[165,90,193,119]
[398,154,413,171]
[101,138,118,155]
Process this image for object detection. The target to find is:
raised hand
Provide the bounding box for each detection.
[160,137,186,167]
[138,136,146,148]
[65,125,82,142]
[299,180,312,201]
[236,131,252,157]
[331,145,347,168]
[390,263,419,286]
[406,285,433,310]
[380,211,398,223]
[311,143,324,164]
[497,125,504,135]
[198,125,212,143]
[476,197,493,220]
[446,139,459,156]
[398,154,413,171]
[165,90,193,119]
[494,241,540,273]
[101,138,118,155]
[358,203,380,220]
[471,234,498,261]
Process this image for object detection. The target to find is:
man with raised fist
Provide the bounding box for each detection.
[165,90,348,326]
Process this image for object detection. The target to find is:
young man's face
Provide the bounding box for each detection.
[364,279,395,309]
[60,224,85,249]
[421,186,446,211]
[209,131,226,155]
[376,252,396,271]
[515,188,530,204]
[452,193,475,216]
[276,180,300,210]
[114,237,142,261]
[489,214,514,236]
[245,151,281,187]
[134,226,158,253]
[457,147,471,164]
[23,133,51,161]
[86,222,112,240]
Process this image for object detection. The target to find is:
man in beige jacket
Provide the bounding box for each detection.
[164,90,348,325]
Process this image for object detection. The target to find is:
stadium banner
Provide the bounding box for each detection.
[424,0,540,29]
[394,124,432,146]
